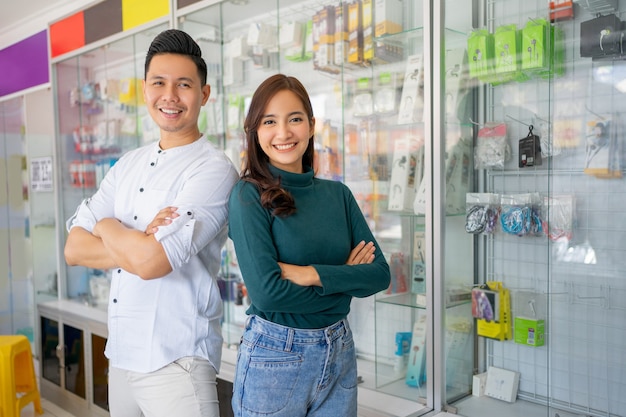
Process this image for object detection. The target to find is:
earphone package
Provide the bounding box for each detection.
[580,14,622,58]
[468,29,494,81]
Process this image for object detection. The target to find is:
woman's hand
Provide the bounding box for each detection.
[145,206,179,235]
[278,263,321,287]
[346,240,375,265]
[277,241,375,288]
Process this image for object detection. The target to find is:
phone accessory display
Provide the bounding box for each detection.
[468,21,564,84]
[386,252,408,294]
[535,116,561,157]
[542,194,575,242]
[388,138,422,212]
[499,193,543,237]
[584,114,623,178]
[412,229,426,294]
[513,291,546,347]
[468,29,494,82]
[552,117,582,150]
[518,124,542,168]
[397,54,424,124]
[465,193,500,235]
[580,13,623,59]
[374,72,398,115]
[406,311,427,387]
[549,1,574,22]
[445,137,472,214]
[484,366,520,403]
[494,24,527,83]
[472,281,511,341]
[353,77,374,117]
[474,122,510,170]
[394,332,412,377]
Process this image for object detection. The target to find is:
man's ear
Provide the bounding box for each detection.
[201,84,211,105]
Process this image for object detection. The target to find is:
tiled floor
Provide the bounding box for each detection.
[21,398,76,417]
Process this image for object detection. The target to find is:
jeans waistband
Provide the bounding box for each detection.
[246,315,349,344]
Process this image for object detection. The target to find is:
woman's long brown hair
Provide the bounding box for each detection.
[240,74,315,217]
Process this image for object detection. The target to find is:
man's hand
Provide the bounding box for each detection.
[145,206,179,235]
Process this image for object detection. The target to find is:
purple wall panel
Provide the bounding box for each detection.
[0,31,49,97]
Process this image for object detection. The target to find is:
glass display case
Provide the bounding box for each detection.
[53,22,169,305]
[444,1,626,416]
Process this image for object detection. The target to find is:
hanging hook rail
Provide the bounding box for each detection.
[585,105,606,120]
[468,117,483,127]
[506,114,531,126]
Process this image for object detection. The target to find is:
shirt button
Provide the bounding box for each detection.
[134,216,137,220]
[117,269,121,273]
[139,188,144,192]
[187,211,192,216]
[113,299,117,303]
[150,162,155,166]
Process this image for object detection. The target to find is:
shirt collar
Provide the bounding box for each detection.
[154,135,205,155]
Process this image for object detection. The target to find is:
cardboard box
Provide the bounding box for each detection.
[514,317,545,347]
[485,366,520,403]
[334,4,349,65]
[472,372,487,396]
[375,0,403,37]
[348,1,363,63]
[362,0,374,61]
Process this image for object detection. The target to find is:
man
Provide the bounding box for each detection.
[64,29,238,417]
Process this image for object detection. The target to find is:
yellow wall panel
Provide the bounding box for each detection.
[122,0,169,31]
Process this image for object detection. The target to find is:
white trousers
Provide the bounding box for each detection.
[108,357,219,417]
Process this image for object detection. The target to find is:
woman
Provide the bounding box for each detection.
[228,74,390,417]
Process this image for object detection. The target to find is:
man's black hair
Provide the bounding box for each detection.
[144,29,208,85]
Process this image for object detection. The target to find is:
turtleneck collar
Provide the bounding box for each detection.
[268,164,314,187]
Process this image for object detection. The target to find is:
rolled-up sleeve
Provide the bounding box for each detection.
[156,156,238,271]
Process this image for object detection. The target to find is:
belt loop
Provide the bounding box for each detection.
[245,315,253,329]
[285,328,294,351]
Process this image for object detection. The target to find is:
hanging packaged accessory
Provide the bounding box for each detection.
[518,124,542,167]
[465,193,500,235]
[467,29,494,82]
[499,193,543,237]
[580,14,623,59]
[474,122,510,169]
[472,281,511,341]
[513,292,546,347]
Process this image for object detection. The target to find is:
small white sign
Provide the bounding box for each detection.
[30,156,53,192]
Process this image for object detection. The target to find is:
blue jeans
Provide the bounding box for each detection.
[232,315,358,417]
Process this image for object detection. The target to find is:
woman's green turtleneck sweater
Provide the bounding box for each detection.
[228,165,390,329]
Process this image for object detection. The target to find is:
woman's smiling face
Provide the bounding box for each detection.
[256,89,315,173]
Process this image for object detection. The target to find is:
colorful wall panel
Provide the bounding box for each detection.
[0,31,49,97]
[50,0,168,58]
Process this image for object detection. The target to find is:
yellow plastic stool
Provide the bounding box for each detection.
[0,335,43,417]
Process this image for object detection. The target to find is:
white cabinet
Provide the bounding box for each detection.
[38,300,109,417]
